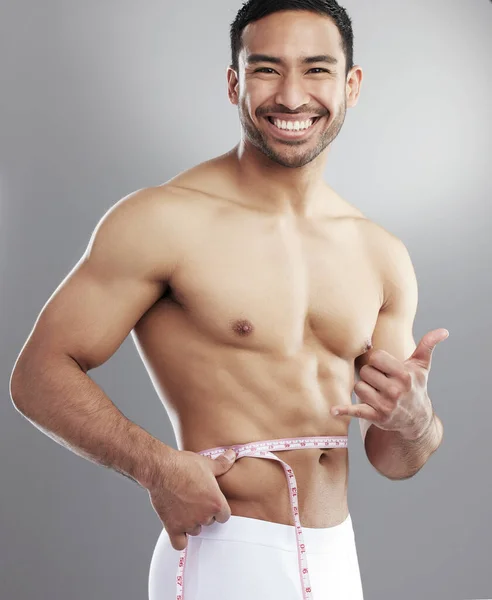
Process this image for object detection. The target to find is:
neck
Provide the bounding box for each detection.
[227,138,331,218]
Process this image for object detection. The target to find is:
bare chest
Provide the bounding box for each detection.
[164,212,382,359]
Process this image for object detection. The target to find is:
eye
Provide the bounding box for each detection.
[254,67,277,74]
[308,68,330,74]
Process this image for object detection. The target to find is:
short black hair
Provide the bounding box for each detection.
[230,0,354,77]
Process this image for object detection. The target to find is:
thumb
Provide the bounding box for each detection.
[211,449,237,475]
[409,328,449,370]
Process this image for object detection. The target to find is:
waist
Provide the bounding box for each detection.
[201,436,349,528]
[197,435,348,457]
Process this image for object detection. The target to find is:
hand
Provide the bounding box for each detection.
[331,329,449,439]
[146,448,237,550]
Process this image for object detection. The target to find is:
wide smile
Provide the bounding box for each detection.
[263,115,323,141]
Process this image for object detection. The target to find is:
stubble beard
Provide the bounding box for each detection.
[238,99,347,169]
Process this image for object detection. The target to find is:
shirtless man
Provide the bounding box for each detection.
[10,1,446,599]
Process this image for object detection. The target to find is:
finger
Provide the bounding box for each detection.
[170,532,188,551]
[360,364,389,393]
[361,366,406,399]
[203,516,216,526]
[214,502,232,524]
[186,524,202,537]
[336,382,382,420]
[370,351,406,379]
[335,402,379,420]
[210,451,237,476]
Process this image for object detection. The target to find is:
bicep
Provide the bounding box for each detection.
[355,236,419,441]
[30,260,164,373]
[16,189,176,373]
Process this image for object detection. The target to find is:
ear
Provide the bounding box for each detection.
[346,65,363,108]
[226,66,239,106]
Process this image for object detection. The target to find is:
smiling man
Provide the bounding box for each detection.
[234,22,348,169]
[11,1,446,600]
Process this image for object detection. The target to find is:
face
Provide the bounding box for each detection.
[227,10,362,169]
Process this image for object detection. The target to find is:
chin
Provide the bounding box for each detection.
[267,152,318,169]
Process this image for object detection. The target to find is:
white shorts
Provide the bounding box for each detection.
[149,512,364,600]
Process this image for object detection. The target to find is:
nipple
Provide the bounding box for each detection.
[232,319,254,336]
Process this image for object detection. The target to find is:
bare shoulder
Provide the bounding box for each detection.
[358,218,413,267]
[320,186,365,220]
[99,155,249,270]
[105,183,202,225]
[326,188,417,309]
[92,186,183,264]
[323,189,410,265]
[325,187,405,256]
[102,178,218,250]
[160,152,239,209]
[356,217,405,255]
[112,154,230,217]
[354,217,417,310]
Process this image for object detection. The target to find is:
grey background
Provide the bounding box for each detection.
[1,0,491,599]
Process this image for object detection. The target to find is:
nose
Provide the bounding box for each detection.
[274,74,310,111]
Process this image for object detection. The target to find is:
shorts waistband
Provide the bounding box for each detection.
[197,513,354,554]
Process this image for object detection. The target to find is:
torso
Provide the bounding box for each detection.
[132,154,388,528]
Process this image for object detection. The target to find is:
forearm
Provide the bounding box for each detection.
[364,413,443,480]
[10,354,175,490]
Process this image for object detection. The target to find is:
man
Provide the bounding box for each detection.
[10,1,446,599]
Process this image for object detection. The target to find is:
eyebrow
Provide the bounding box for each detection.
[246,53,338,66]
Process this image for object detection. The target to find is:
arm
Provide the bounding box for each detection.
[10,187,179,490]
[355,236,443,480]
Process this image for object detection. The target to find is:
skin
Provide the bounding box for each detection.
[11,11,422,534]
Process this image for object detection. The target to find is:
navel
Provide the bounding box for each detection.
[232,319,254,336]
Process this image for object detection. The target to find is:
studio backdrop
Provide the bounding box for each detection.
[1,1,490,599]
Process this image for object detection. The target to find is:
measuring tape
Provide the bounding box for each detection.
[175,435,348,600]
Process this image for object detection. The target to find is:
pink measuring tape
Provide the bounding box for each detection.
[175,435,348,600]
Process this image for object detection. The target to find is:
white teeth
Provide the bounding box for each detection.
[272,118,314,131]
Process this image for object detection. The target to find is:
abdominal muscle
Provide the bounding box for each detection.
[135,300,357,530]
[171,393,351,529]
[219,447,349,529]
